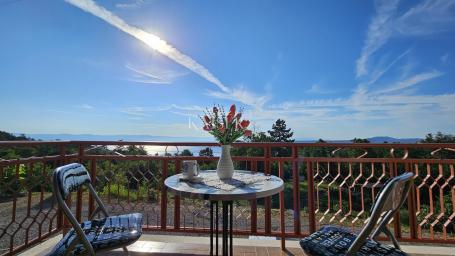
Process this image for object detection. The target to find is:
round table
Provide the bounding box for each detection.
[165,170,284,256]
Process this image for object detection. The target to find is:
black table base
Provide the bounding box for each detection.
[210,200,233,256]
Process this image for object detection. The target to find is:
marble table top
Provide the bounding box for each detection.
[164,170,284,201]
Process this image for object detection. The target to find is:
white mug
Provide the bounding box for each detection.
[182,160,200,180]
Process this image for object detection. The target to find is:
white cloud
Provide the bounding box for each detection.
[394,0,455,36]
[362,48,411,87]
[356,0,455,78]
[125,63,188,84]
[253,61,455,138]
[306,83,336,94]
[170,111,198,118]
[441,53,449,63]
[371,70,443,95]
[206,86,270,109]
[120,104,205,119]
[116,0,149,9]
[169,104,205,112]
[78,104,94,109]
[120,106,152,117]
[356,0,399,78]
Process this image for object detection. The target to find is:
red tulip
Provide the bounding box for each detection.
[240,120,250,128]
[204,115,210,123]
[203,125,212,131]
[244,130,252,136]
[229,104,236,114]
[227,112,235,123]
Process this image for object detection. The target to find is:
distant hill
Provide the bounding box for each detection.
[366,136,420,143]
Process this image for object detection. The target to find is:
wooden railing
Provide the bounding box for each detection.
[0,141,454,255]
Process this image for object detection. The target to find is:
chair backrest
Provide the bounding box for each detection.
[52,163,108,255]
[347,172,414,255]
[54,163,91,200]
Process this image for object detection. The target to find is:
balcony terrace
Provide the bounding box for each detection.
[1,141,454,255]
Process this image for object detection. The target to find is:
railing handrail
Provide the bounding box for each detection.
[1,140,455,149]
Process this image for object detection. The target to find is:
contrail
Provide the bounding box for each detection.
[65,0,230,93]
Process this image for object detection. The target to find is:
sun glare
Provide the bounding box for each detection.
[137,31,171,54]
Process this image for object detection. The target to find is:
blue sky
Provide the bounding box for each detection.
[1,0,454,139]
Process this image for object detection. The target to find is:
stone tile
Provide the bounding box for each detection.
[255,246,269,256]
[235,245,257,253]
[280,247,303,256]
[161,242,209,254]
[266,246,284,256]
[231,250,244,256]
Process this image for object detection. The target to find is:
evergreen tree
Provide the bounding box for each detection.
[422,132,455,143]
[268,119,294,142]
[267,119,294,156]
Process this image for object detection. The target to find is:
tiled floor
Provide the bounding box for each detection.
[19,233,455,256]
[97,241,305,256]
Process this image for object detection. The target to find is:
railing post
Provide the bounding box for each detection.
[250,160,257,234]
[264,146,272,234]
[407,162,418,239]
[60,145,75,234]
[57,145,66,230]
[88,159,97,217]
[77,144,84,162]
[75,145,84,222]
[391,161,402,239]
[161,159,168,229]
[306,160,316,233]
[292,146,301,235]
[25,162,34,245]
[174,160,181,230]
[279,161,286,250]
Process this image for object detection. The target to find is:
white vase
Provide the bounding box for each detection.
[217,144,234,179]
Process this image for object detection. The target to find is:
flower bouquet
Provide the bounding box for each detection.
[201,104,252,179]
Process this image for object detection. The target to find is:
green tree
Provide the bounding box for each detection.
[420,132,455,158]
[422,132,455,143]
[267,119,294,156]
[199,147,216,170]
[115,145,147,155]
[246,132,271,142]
[351,138,370,143]
[199,147,213,157]
[0,131,32,141]
[178,149,193,156]
[268,119,294,142]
